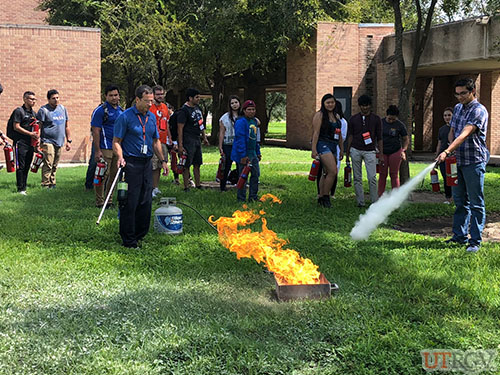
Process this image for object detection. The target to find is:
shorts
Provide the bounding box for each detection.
[183,137,203,168]
[151,143,168,170]
[317,140,337,155]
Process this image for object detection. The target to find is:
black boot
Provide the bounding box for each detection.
[323,195,331,208]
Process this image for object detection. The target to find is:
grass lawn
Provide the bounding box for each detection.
[266,121,286,140]
[1,146,499,374]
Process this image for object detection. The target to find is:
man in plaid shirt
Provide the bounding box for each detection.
[436,78,489,253]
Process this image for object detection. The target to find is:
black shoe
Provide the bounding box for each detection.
[444,238,466,245]
[123,243,139,249]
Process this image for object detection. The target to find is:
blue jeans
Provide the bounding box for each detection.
[451,162,486,246]
[85,143,97,189]
[236,156,260,202]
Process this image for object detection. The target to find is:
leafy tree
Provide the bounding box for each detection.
[266,92,286,122]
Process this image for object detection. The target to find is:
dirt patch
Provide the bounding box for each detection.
[394,191,500,242]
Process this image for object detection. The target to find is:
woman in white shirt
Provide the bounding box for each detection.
[218,95,241,191]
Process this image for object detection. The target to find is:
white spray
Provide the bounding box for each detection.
[350,162,437,240]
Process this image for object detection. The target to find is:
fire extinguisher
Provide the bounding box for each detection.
[430,168,440,192]
[3,143,15,173]
[170,149,178,173]
[236,162,252,189]
[117,174,128,206]
[216,154,226,181]
[344,162,352,187]
[30,151,44,173]
[31,119,40,148]
[445,154,458,187]
[93,158,107,186]
[177,151,187,174]
[308,158,320,181]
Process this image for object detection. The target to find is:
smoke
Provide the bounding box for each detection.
[350,162,437,241]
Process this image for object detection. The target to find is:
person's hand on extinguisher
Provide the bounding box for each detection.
[240,156,249,165]
[311,149,319,160]
[258,154,262,161]
[435,150,448,165]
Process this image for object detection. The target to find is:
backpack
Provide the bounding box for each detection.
[6,107,23,141]
[168,106,189,142]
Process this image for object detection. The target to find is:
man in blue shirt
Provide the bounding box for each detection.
[37,89,71,189]
[436,78,489,253]
[113,85,169,248]
[91,85,123,208]
[231,100,261,202]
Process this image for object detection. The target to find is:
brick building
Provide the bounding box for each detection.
[0,0,101,163]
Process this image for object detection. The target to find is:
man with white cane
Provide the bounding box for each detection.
[112,85,169,249]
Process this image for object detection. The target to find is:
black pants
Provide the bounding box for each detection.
[439,161,452,198]
[220,144,234,191]
[119,156,153,247]
[15,140,34,192]
[85,143,97,189]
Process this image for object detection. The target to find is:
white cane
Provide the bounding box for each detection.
[96,166,123,225]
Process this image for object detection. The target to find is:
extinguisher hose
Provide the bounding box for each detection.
[176,201,218,232]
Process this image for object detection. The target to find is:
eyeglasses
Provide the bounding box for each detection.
[454,90,470,97]
[26,97,37,101]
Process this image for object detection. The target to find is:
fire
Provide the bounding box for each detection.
[209,194,320,285]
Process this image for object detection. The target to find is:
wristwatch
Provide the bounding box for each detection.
[162,159,168,163]
[444,149,450,155]
[67,139,72,143]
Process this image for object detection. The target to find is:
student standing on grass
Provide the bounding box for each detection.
[113,85,169,249]
[7,91,39,195]
[345,94,383,207]
[436,78,489,253]
[232,100,261,202]
[377,105,409,197]
[90,84,123,208]
[435,107,454,203]
[218,95,241,191]
[311,94,343,208]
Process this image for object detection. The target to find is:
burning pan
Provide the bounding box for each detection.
[274,273,339,301]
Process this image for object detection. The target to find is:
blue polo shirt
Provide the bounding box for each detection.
[114,105,159,158]
[91,102,123,150]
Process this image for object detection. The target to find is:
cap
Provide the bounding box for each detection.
[242,100,256,110]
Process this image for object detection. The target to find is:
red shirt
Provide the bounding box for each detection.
[150,102,170,144]
[347,112,382,151]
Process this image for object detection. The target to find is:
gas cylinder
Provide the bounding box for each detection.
[308,158,320,181]
[3,144,15,173]
[445,154,458,187]
[236,163,252,189]
[216,154,226,182]
[30,151,44,173]
[154,197,183,234]
[430,168,440,192]
[93,158,107,186]
[344,162,352,187]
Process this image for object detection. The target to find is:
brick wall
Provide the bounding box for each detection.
[484,71,500,154]
[0,0,46,25]
[0,24,101,162]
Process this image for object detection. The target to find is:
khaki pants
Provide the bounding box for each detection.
[95,148,119,206]
[40,143,62,187]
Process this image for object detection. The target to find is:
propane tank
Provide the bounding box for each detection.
[30,151,44,173]
[236,163,252,189]
[31,119,40,148]
[170,149,178,173]
[430,168,440,192]
[177,151,187,174]
[154,197,183,234]
[3,143,15,173]
[216,154,226,182]
[308,158,320,181]
[93,158,107,186]
[344,162,352,187]
[445,154,458,187]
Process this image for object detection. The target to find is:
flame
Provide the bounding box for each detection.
[209,194,320,285]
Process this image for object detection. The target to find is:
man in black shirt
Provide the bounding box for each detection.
[7,91,39,194]
[177,88,209,191]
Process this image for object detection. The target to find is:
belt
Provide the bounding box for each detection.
[124,155,152,162]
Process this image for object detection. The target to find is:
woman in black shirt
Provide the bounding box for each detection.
[435,107,453,202]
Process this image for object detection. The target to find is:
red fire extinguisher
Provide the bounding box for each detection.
[93,158,107,186]
[177,151,187,174]
[170,149,178,173]
[430,168,440,192]
[308,158,320,181]
[445,154,458,187]
[344,162,352,187]
[30,151,44,173]
[216,154,226,181]
[31,119,40,148]
[3,143,15,173]
[236,162,252,189]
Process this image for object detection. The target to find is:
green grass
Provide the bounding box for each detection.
[266,121,287,140]
[1,146,499,374]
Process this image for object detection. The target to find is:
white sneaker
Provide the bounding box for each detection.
[152,187,161,198]
[19,191,27,195]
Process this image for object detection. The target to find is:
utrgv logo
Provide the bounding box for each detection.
[421,349,497,373]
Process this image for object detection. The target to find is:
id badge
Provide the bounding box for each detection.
[141,144,148,154]
[198,119,205,131]
[362,132,372,145]
[334,128,341,140]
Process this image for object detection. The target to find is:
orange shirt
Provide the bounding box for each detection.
[150,102,170,144]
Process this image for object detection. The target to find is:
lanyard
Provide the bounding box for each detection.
[136,114,149,143]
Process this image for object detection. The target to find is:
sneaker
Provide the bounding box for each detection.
[443,201,451,205]
[19,190,27,196]
[466,244,480,253]
[189,179,196,188]
[152,187,161,198]
[444,238,466,245]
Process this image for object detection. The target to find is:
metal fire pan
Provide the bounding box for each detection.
[274,273,339,301]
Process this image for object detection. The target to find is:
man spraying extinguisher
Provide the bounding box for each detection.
[435,78,489,253]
